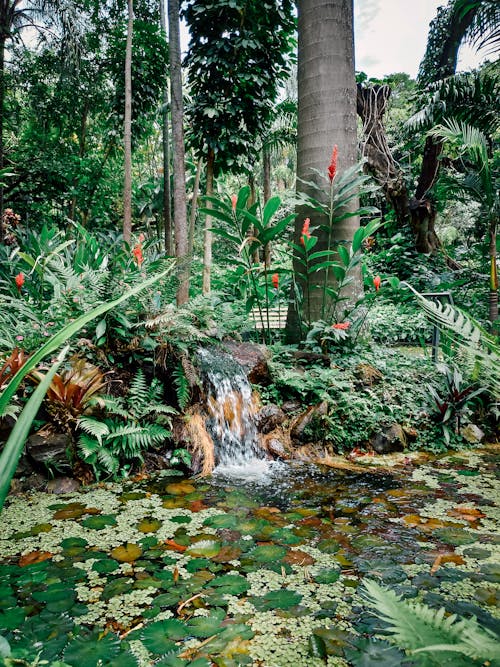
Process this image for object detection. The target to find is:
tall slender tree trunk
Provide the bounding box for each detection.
[159,0,173,254]
[287,0,359,339]
[188,157,202,256]
[123,0,134,244]
[202,149,214,294]
[0,32,6,243]
[490,221,498,323]
[168,0,189,304]
[263,147,272,268]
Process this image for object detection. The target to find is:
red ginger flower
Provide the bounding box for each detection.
[332,321,350,330]
[373,275,381,291]
[231,194,237,211]
[132,244,144,268]
[272,273,279,289]
[327,145,338,182]
[300,218,311,246]
[15,272,24,293]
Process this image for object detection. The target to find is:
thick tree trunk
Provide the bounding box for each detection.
[202,150,214,294]
[287,0,359,339]
[159,0,173,255]
[168,0,189,304]
[122,0,133,244]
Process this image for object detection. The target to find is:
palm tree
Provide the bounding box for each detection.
[123,0,133,244]
[0,0,81,242]
[428,119,499,323]
[286,0,359,337]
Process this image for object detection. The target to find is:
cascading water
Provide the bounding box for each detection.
[197,348,268,477]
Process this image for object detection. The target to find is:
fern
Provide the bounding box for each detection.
[362,579,500,665]
[404,284,500,397]
[173,362,191,410]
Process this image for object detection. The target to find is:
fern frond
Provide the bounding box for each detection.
[96,448,119,475]
[77,433,100,459]
[173,363,191,410]
[362,579,500,663]
[404,284,500,397]
[77,417,110,443]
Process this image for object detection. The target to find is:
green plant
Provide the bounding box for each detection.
[77,370,176,478]
[200,186,294,342]
[361,578,500,666]
[428,363,485,444]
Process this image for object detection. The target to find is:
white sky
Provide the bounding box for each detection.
[354,0,489,78]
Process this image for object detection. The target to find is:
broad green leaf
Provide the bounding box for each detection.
[262,196,281,227]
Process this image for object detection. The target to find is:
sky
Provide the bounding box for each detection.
[354,0,487,79]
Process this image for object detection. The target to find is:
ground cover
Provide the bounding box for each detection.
[0,447,498,667]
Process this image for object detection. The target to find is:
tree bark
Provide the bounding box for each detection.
[263,146,272,268]
[188,157,202,256]
[202,149,214,295]
[159,0,173,255]
[490,220,498,323]
[123,0,133,244]
[168,0,189,304]
[287,0,359,339]
[0,31,6,242]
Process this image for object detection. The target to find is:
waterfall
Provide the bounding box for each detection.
[197,348,266,472]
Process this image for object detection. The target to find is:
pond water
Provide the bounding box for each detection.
[0,448,498,667]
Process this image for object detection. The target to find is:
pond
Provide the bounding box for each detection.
[0,448,498,667]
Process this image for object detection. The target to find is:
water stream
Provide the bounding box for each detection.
[197,348,267,476]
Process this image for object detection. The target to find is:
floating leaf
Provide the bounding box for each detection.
[434,527,477,546]
[165,482,196,495]
[251,589,302,611]
[210,574,250,595]
[81,514,117,530]
[107,651,140,667]
[92,559,120,574]
[317,539,341,554]
[187,608,226,638]
[63,632,120,667]
[247,544,287,563]
[308,634,327,658]
[110,543,142,563]
[211,545,242,563]
[203,514,237,529]
[186,540,221,559]
[284,550,315,566]
[0,607,25,630]
[137,518,162,533]
[18,551,53,567]
[313,568,340,584]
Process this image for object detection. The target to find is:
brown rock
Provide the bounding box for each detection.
[223,342,271,384]
[371,423,406,454]
[290,401,328,443]
[46,477,81,494]
[266,437,289,460]
[256,405,286,434]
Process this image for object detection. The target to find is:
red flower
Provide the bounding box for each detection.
[15,272,24,293]
[300,218,311,246]
[373,275,381,291]
[327,145,338,182]
[132,244,143,267]
[272,273,279,289]
[138,233,146,243]
[332,321,350,330]
[231,194,237,211]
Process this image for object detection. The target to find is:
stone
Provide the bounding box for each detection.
[371,423,406,454]
[460,423,485,443]
[46,477,81,494]
[255,404,286,434]
[290,401,328,444]
[26,432,72,471]
[223,341,271,384]
[266,438,289,460]
[281,400,302,414]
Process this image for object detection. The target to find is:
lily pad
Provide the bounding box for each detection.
[141,621,183,654]
[210,574,250,595]
[247,544,287,563]
[110,543,143,563]
[81,514,117,530]
[314,568,340,584]
[92,559,120,574]
[187,608,226,638]
[185,540,222,559]
[137,518,162,533]
[434,527,477,546]
[203,514,237,529]
[251,588,302,611]
[63,631,120,667]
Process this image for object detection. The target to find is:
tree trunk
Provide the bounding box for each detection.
[490,220,498,323]
[123,0,133,244]
[0,32,5,242]
[159,0,173,255]
[263,147,272,268]
[202,149,214,295]
[168,0,189,305]
[188,157,202,256]
[287,0,359,339]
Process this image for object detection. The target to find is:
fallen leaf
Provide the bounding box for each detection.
[430,552,465,574]
[19,550,53,567]
[447,507,486,522]
[164,539,187,553]
[284,549,316,566]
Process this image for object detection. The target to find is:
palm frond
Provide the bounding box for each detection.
[453,0,500,53]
